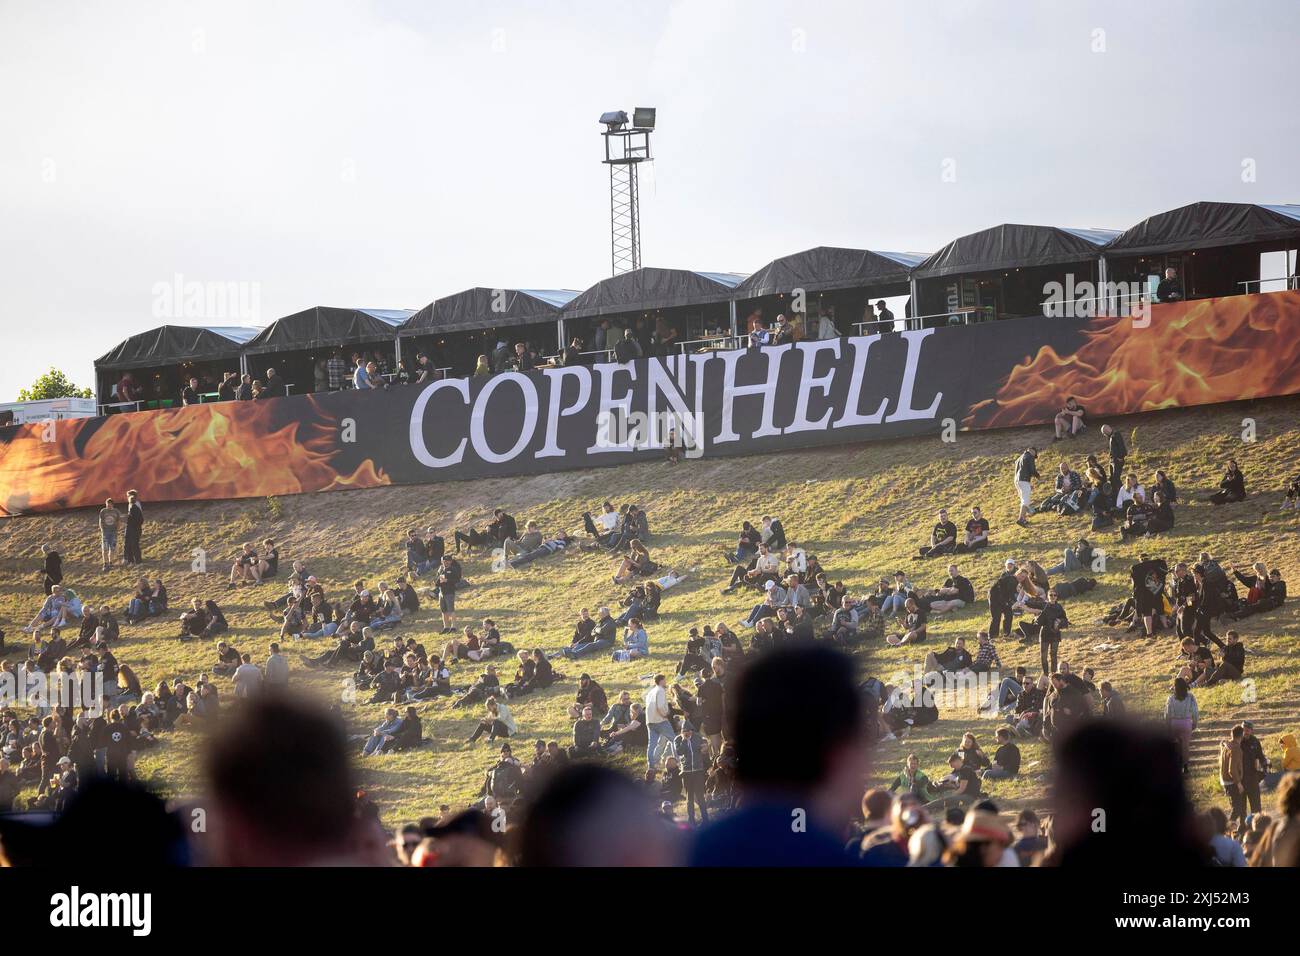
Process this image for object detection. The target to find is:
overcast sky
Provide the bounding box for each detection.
[2,0,1298,400]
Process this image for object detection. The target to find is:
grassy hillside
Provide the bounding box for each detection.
[3,395,1299,824]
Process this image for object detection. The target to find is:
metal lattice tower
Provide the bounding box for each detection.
[608,160,641,275]
[601,114,653,277]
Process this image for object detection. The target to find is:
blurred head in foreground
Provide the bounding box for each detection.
[1047,719,1208,867]
[202,694,371,866]
[689,645,870,866]
[516,764,681,867]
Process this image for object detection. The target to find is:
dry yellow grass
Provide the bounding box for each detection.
[2,394,1298,823]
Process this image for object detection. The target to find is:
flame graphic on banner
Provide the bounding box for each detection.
[0,398,387,515]
[964,291,1300,429]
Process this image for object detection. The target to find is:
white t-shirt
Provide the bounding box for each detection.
[1116,484,1145,509]
[755,553,780,574]
[786,548,807,573]
[594,511,619,532]
[233,663,262,697]
[644,684,670,724]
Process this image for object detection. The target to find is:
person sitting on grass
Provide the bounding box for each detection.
[1114,473,1145,514]
[467,696,516,744]
[1227,563,1287,619]
[926,564,975,614]
[504,520,544,557]
[722,520,763,566]
[601,702,646,755]
[612,539,657,586]
[957,507,990,552]
[616,581,662,627]
[581,501,621,547]
[1053,396,1086,439]
[602,504,649,551]
[923,636,972,676]
[879,570,913,618]
[212,641,243,678]
[916,508,959,560]
[1210,459,1247,505]
[228,542,263,588]
[933,752,983,805]
[885,598,927,647]
[179,598,212,641]
[508,530,573,568]
[302,594,338,639]
[561,606,617,659]
[611,618,649,662]
[362,708,403,756]
[1039,461,1083,515]
[722,543,781,595]
[23,585,81,636]
[567,672,608,722]
[569,704,602,758]
[452,515,495,554]
[980,727,1021,783]
[889,753,939,803]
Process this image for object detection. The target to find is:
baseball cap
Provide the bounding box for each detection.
[764,580,777,590]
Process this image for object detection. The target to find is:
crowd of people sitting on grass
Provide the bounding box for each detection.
[3,414,1299,869]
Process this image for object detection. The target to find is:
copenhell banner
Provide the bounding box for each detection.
[2,289,1300,516]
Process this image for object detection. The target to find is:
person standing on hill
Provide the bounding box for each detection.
[98,498,122,571]
[1220,724,1247,828]
[123,490,145,565]
[1101,424,1126,494]
[40,544,63,596]
[1013,447,1039,527]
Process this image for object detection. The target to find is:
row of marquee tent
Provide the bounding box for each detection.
[94,200,1300,408]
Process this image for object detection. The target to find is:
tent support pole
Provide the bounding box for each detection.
[558,317,566,353]
[1097,256,1109,315]
[395,334,403,369]
[728,300,737,339]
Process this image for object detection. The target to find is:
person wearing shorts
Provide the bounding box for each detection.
[98,498,121,571]
[1013,447,1039,527]
[435,555,461,634]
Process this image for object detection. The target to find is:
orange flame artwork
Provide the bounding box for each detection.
[964,290,1300,429]
[0,397,388,516]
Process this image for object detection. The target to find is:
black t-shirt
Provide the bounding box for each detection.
[217,378,237,401]
[993,743,1021,775]
[954,766,981,795]
[965,518,989,541]
[181,386,200,405]
[945,575,976,604]
[931,521,957,546]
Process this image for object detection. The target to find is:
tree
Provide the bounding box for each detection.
[17,367,93,402]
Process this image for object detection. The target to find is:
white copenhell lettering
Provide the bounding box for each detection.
[787,338,841,433]
[536,366,592,458]
[470,372,539,464]
[585,362,638,454]
[409,377,470,467]
[713,344,788,443]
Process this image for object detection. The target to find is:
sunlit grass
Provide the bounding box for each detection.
[2,395,1298,823]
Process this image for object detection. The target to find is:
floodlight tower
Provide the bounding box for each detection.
[600,108,655,276]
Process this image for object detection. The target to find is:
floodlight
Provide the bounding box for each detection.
[599,110,628,129]
[632,107,656,130]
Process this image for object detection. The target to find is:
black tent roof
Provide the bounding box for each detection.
[561,267,748,320]
[95,324,263,371]
[399,288,579,336]
[242,307,414,355]
[1103,201,1300,257]
[913,224,1119,280]
[736,246,926,298]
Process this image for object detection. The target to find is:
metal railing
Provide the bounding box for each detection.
[1237,274,1300,292]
